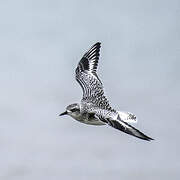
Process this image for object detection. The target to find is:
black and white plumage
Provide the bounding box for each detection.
[59,42,153,141]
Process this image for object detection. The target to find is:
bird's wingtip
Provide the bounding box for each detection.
[94,42,101,46]
[140,135,154,141]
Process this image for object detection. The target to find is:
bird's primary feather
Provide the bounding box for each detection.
[75,42,115,112]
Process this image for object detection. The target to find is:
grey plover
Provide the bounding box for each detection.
[59,42,153,141]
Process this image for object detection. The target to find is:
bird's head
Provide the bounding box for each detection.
[59,103,80,118]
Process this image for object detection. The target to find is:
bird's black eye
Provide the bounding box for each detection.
[71,108,78,112]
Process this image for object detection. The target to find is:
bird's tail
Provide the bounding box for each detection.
[109,116,154,141]
[118,111,137,123]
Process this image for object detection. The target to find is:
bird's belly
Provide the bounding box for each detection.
[82,118,106,125]
[71,114,105,126]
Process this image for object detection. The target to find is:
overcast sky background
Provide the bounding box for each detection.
[0,0,180,179]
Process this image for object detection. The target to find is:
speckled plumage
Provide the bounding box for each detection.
[60,42,153,141]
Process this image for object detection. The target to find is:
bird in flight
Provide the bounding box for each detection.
[59,42,153,141]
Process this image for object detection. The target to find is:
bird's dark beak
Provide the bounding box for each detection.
[59,111,68,116]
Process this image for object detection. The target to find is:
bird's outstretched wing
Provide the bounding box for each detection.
[96,114,153,141]
[75,42,114,111]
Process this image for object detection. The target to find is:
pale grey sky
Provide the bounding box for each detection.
[0,0,180,179]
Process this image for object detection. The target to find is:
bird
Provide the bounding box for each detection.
[59,42,153,141]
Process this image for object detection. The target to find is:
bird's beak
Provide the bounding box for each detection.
[59,111,68,116]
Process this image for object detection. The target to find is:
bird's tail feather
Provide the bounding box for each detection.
[118,111,137,123]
